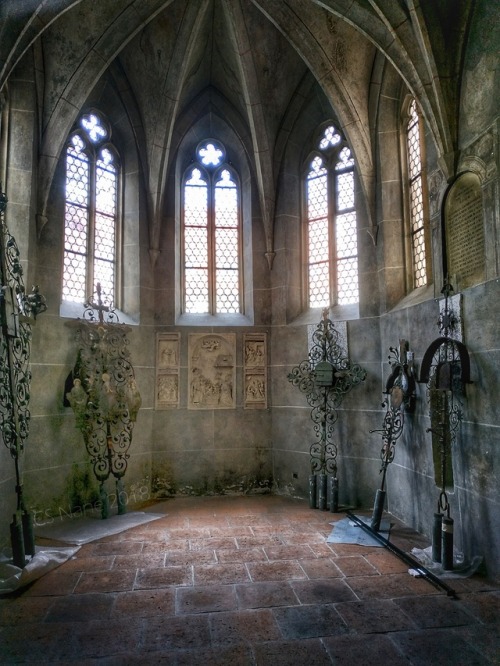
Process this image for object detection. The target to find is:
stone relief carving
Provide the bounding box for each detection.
[244,333,267,409]
[156,333,180,409]
[188,334,236,409]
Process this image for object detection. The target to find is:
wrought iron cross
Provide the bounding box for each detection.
[369,339,415,530]
[287,308,367,478]
[86,282,110,324]
[0,187,46,566]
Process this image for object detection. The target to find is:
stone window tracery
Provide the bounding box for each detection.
[182,140,242,315]
[63,111,119,306]
[304,124,359,308]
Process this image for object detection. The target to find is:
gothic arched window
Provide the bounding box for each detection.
[182,140,241,314]
[405,98,428,288]
[63,111,119,305]
[305,124,358,308]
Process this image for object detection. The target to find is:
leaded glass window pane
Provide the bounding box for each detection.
[184,168,209,313]
[308,219,329,263]
[305,125,359,308]
[95,213,115,261]
[307,163,328,220]
[185,226,208,266]
[81,113,108,143]
[64,205,88,254]
[216,270,239,313]
[412,227,427,288]
[309,262,330,308]
[337,171,355,211]
[94,258,115,297]
[185,268,209,313]
[63,112,118,306]
[215,228,239,268]
[336,212,357,259]
[319,125,341,150]
[63,142,89,301]
[183,144,241,315]
[337,257,359,304]
[62,252,87,301]
[335,147,354,170]
[406,99,427,288]
[96,151,116,216]
[198,142,224,166]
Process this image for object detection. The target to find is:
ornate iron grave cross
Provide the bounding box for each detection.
[66,283,141,518]
[369,339,415,530]
[287,308,366,511]
[0,187,47,567]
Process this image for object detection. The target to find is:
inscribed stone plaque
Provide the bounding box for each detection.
[188,333,236,409]
[155,333,180,409]
[445,173,484,290]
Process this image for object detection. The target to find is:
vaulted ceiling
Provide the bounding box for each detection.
[0,0,475,259]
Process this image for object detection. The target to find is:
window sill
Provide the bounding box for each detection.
[59,300,139,325]
[175,312,254,327]
[389,283,434,312]
[290,303,359,326]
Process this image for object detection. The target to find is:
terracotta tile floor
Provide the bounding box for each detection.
[1,495,499,664]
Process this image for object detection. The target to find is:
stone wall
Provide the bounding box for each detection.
[0,0,498,583]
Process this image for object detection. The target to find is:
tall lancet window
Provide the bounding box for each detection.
[305,124,358,308]
[183,140,241,314]
[63,111,119,305]
[406,98,428,288]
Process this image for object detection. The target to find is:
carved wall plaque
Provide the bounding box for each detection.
[445,173,485,290]
[156,333,180,409]
[188,333,236,409]
[244,333,267,409]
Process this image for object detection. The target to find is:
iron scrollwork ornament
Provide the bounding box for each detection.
[67,283,141,518]
[0,187,47,567]
[287,308,366,510]
[369,339,415,530]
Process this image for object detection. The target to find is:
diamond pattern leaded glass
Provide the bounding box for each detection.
[308,219,329,264]
[214,169,239,313]
[307,160,328,220]
[305,126,359,308]
[94,151,116,298]
[336,213,357,259]
[185,226,208,266]
[216,270,239,313]
[337,257,359,304]
[63,138,89,301]
[309,262,330,308]
[407,99,427,288]
[335,147,354,170]
[185,268,209,313]
[337,171,355,211]
[63,112,118,305]
[183,151,241,315]
[184,169,209,313]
